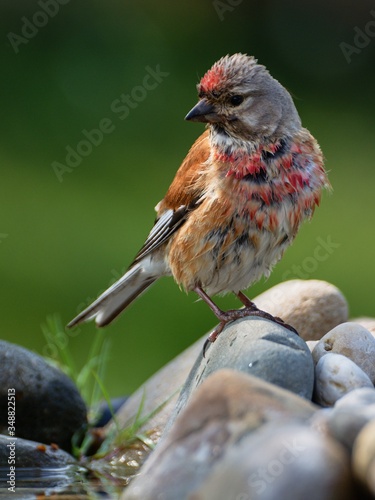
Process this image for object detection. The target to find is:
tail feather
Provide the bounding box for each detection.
[67,261,158,328]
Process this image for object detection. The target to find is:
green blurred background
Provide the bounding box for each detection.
[1,0,375,397]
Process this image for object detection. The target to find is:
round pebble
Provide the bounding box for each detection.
[197,424,352,500]
[312,322,375,383]
[0,340,87,452]
[306,340,319,352]
[313,353,373,407]
[327,404,375,453]
[124,370,318,500]
[335,387,375,409]
[253,279,348,341]
[165,317,314,432]
[322,388,375,452]
[351,317,375,335]
[0,435,76,468]
[353,419,375,495]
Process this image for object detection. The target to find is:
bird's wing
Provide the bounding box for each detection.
[132,130,211,264]
[68,131,211,328]
[132,204,195,263]
[159,129,210,208]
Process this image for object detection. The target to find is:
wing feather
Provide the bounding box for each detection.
[131,130,211,264]
[133,205,190,263]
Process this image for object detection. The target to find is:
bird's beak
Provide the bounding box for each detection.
[185,99,219,123]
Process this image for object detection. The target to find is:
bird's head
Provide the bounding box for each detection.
[185,53,301,141]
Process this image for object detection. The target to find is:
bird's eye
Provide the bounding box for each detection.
[229,95,244,106]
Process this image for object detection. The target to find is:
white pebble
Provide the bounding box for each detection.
[312,322,375,383]
[306,340,318,352]
[314,353,373,407]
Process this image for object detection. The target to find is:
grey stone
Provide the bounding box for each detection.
[323,388,375,452]
[109,280,346,452]
[253,279,348,341]
[0,340,87,452]
[166,317,314,431]
[309,407,333,436]
[0,434,76,468]
[313,353,373,407]
[123,369,317,500]
[312,322,375,383]
[351,317,375,335]
[194,424,352,500]
[353,419,375,496]
[335,387,375,408]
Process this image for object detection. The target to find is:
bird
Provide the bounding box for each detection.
[68,53,330,351]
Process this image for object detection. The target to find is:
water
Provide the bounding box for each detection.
[0,465,126,499]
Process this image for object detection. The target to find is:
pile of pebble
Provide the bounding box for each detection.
[118,280,375,500]
[2,279,375,500]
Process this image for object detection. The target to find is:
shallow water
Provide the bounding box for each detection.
[0,431,154,498]
[0,465,124,499]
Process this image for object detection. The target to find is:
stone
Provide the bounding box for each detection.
[166,317,314,432]
[352,419,375,495]
[107,280,346,450]
[123,369,317,500]
[253,279,348,341]
[194,424,352,500]
[322,388,375,452]
[0,434,76,468]
[312,322,375,383]
[335,386,375,408]
[309,407,333,436]
[351,317,375,335]
[313,353,373,407]
[94,396,128,427]
[0,340,87,452]
[306,340,319,352]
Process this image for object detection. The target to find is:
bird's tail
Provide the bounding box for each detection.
[67,260,158,328]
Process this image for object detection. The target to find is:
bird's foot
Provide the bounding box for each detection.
[202,305,257,357]
[202,304,298,357]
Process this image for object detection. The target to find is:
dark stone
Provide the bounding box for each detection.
[0,341,87,452]
[93,396,128,427]
[0,434,76,468]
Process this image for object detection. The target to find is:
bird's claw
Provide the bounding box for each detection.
[202,306,298,357]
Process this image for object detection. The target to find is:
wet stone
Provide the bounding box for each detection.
[0,340,87,452]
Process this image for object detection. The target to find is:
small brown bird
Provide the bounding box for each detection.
[68,54,329,348]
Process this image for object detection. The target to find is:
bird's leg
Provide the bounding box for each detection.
[236,290,257,308]
[194,286,271,355]
[194,286,236,356]
[236,290,298,335]
[194,286,298,356]
[194,286,227,322]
